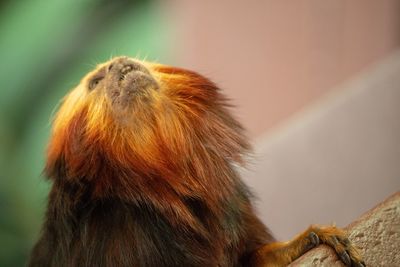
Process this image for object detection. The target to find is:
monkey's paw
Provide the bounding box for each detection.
[305,225,365,267]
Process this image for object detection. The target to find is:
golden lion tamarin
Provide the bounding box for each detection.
[28,57,364,266]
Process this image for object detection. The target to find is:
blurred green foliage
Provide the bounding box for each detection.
[0,0,171,265]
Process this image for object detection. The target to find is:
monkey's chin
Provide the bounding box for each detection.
[106,71,158,110]
[121,71,159,95]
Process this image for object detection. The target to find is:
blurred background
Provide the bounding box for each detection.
[0,0,399,266]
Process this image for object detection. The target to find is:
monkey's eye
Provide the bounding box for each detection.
[88,77,103,90]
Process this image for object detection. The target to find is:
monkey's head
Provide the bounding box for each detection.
[47,57,249,199]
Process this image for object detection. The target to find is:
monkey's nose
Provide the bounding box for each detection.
[118,61,142,76]
[120,64,133,75]
[110,57,147,75]
[105,57,158,100]
[107,57,150,82]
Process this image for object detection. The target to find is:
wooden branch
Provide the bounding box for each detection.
[289,192,400,266]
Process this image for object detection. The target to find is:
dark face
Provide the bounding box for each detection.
[86,57,159,112]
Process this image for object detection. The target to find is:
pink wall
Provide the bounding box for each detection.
[164,0,400,138]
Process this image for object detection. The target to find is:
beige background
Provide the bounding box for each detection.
[164,0,400,137]
[160,1,400,239]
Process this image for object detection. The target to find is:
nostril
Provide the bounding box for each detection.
[107,64,114,72]
[120,65,133,75]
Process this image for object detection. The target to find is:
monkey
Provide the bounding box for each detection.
[28,56,365,267]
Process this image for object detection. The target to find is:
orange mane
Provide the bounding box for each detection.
[46,59,250,228]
